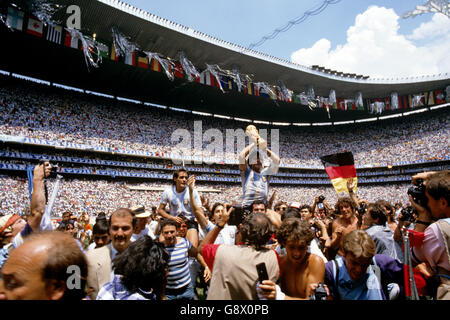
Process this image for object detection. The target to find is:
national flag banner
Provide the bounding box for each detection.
[259,86,270,98]
[45,24,62,44]
[96,42,109,59]
[293,93,301,104]
[270,86,278,100]
[320,151,357,194]
[125,51,136,66]
[412,94,424,108]
[219,75,234,91]
[150,58,161,72]
[173,62,184,79]
[7,6,24,31]
[426,91,434,106]
[434,89,445,104]
[338,98,346,110]
[245,81,255,95]
[200,71,219,88]
[399,95,409,109]
[137,53,149,69]
[26,16,43,37]
[345,99,356,111]
[64,30,80,49]
[384,97,391,110]
[110,45,117,61]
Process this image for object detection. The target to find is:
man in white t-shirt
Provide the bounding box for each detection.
[130,205,156,241]
[158,169,203,247]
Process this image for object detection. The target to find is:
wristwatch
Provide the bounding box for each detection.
[216,223,225,229]
[415,220,431,226]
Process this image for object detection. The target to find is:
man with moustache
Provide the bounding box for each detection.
[86,208,135,299]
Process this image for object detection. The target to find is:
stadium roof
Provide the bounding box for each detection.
[1,0,449,123]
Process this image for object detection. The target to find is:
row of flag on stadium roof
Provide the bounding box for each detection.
[3,6,449,114]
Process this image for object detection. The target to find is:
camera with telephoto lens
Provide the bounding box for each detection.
[309,282,327,300]
[399,206,417,222]
[407,179,428,209]
[39,159,58,175]
[228,206,250,226]
[357,202,367,215]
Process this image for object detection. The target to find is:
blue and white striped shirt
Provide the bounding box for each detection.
[97,274,156,300]
[165,237,192,289]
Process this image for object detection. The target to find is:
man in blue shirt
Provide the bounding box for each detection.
[321,230,404,300]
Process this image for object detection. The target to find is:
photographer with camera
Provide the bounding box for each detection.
[312,195,331,219]
[407,170,450,300]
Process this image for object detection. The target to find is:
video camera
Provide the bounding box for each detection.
[227,206,250,226]
[309,282,327,300]
[399,206,417,223]
[357,202,367,216]
[39,159,58,175]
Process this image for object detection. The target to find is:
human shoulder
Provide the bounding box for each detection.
[308,252,325,268]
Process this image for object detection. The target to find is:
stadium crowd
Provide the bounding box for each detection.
[0,81,448,168]
[0,176,412,219]
[0,79,449,302]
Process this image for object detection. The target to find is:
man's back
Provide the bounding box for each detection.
[366,224,403,262]
[207,245,279,300]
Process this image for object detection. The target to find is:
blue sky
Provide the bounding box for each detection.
[121,0,450,77]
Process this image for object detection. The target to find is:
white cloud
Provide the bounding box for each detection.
[408,13,450,40]
[290,6,450,78]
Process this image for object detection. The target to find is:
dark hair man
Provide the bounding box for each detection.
[159,219,199,300]
[321,230,404,300]
[409,170,450,299]
[157,169,204,247]
[238,128,280,214]
[0,231,88,300]
[327,197,359,260]
[87,217,110,251]
[86,208,135,299]
[258,218,325,300]
[199,211,280,300]
[97,236,169,300]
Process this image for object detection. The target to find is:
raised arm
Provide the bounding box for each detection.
[187,175,208,231]
[29,162,52,231]
[238,142,256,172]
[198,206,232,254]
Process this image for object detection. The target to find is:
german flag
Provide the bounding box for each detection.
[320,151,357,194]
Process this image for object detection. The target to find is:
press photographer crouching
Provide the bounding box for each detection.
[408,170,450,300]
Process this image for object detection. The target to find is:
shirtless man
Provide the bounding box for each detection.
[258,218,325,300]
[327,197,359,259]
